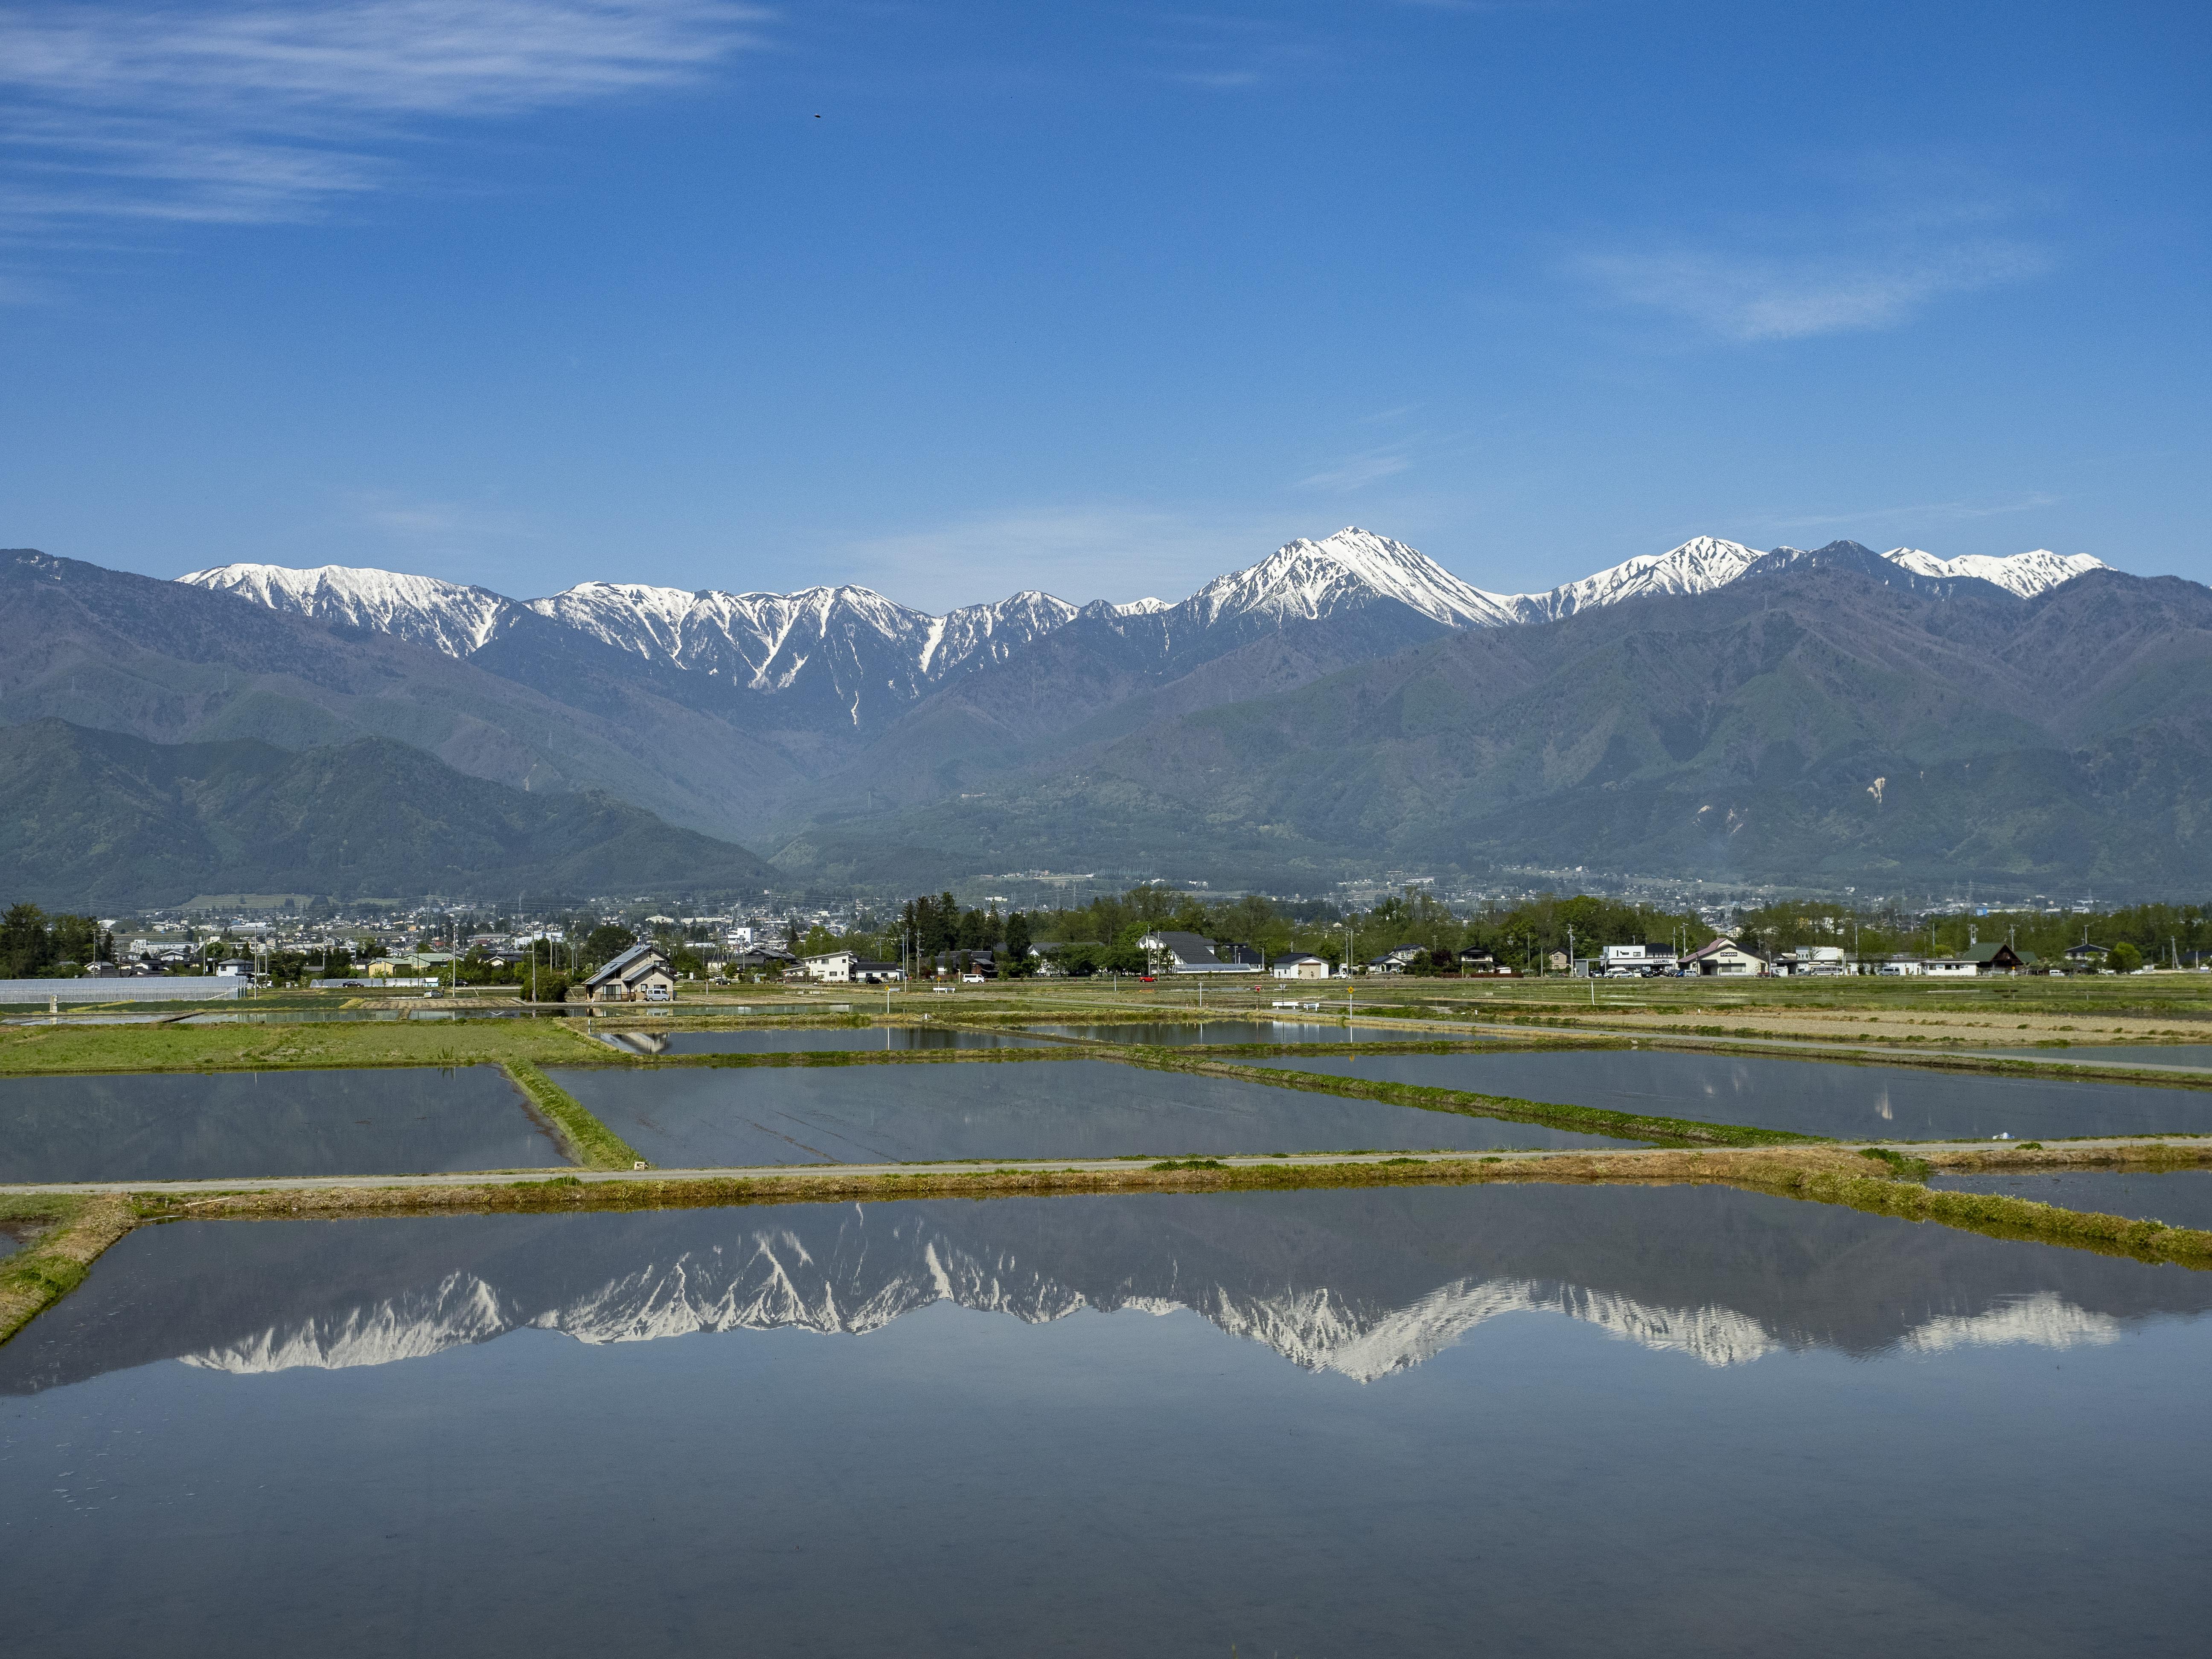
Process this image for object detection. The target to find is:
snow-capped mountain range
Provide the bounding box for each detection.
[173,1246,2127,1384]
[180,527,2108,704]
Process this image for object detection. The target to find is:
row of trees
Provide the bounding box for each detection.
[2,905,114,978]
[822,886,1716,978]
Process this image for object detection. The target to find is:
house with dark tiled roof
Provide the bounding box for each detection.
[580,942,675,1003]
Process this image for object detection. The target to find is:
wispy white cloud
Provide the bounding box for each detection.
[0,0,766,227]
[1297,449,1412,492]
[344,489,536,543]
[831,505,1287,613]
[1577,240,2047,342]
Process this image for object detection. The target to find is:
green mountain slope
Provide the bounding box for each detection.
[0,720,777,909]
[774,566,2212,896]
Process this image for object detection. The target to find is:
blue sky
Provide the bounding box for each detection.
[1,0,2204,611]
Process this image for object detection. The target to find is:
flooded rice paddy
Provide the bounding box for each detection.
[549,1057,1637,1165]
[1243,1048,2212,1140]
[1022,1019,1435,1045]
[1929,1169,2212,1230]
[1982,1044,2212,1070]
[596,1026,1049,1056]
[3,1184,2208,1655]
[0,1067,566,1183]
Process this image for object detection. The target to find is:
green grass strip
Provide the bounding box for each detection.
[505,1061,642,1170]
[1146,1053,1820,1148]
[0,1193,136,1347]
[1777,1166,2212,1268]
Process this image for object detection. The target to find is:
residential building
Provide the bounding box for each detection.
[801,950,904,984]
[1270,953,1330,980]
[1366,945,1427,974]
[580,943,676,1003]
[1922,943,2033,976]
[1678,937,1769,977]
[1136,931,1258,974]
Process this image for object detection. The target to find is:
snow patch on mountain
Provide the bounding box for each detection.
[1881,547,2108,597]
[180,1243,1785,1382]
[1898,1290,2122,1353]
[180,562,515,656]
[1500,536,1769,622]
[1184,527,1519,628]
[180,529,2112,719]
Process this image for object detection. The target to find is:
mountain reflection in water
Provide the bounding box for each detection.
[7,1185,2206,1397]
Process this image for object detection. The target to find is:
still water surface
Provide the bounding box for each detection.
[1930,1169,2212,1230]
[597,1026,1048,1056]
[550,1057,1634,1164]
[1245,1048,2212,1139]
[0,1067,566,1182]
[2,1185,2207,1655]
[1982,1044,2212,1070]
[1024,1020,1434,1045]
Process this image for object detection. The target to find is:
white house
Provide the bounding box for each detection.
[801,949,905,984]
[1270,953,1330,981]
[1679,937,1769,977]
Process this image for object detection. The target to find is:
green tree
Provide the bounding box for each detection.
[1003,911,1032,974]
[0,902,51,978]
[2108,941,2144,974]
[581,923,637,968]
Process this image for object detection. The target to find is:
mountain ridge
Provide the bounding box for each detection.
[0,717,776,909]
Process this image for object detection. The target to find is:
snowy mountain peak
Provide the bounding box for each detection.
[1500,536,1768,623]
[1880,546,2108,597]
[178,530,2116,724]
[180,561,515,655]
[1187,527,1518,628]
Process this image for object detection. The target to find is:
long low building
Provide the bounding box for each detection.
[1138,931,1263,974]
[0,978,246,1005]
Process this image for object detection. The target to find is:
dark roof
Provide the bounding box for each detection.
[582,942,667,987]
[1142,931,1221,964]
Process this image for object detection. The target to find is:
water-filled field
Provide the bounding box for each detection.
[1244,1048,2212,1140]
[596,1026,1049,1056]
[4,1184,2206,1654]
[549,1057,1637,1165]
[0,1067,566,1182]
[1982,1044,2212,1070]
[1929,1168,2212,1230]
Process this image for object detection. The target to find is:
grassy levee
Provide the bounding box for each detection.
[505,1062,641,1170]
[0,1193,136,1346]
[8,1142,2209,1344]
[98,1145,2212,1268]
[1130,1050,1821,1148]
[1769,1164,2212,1269]
[0,1015,603,1076]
